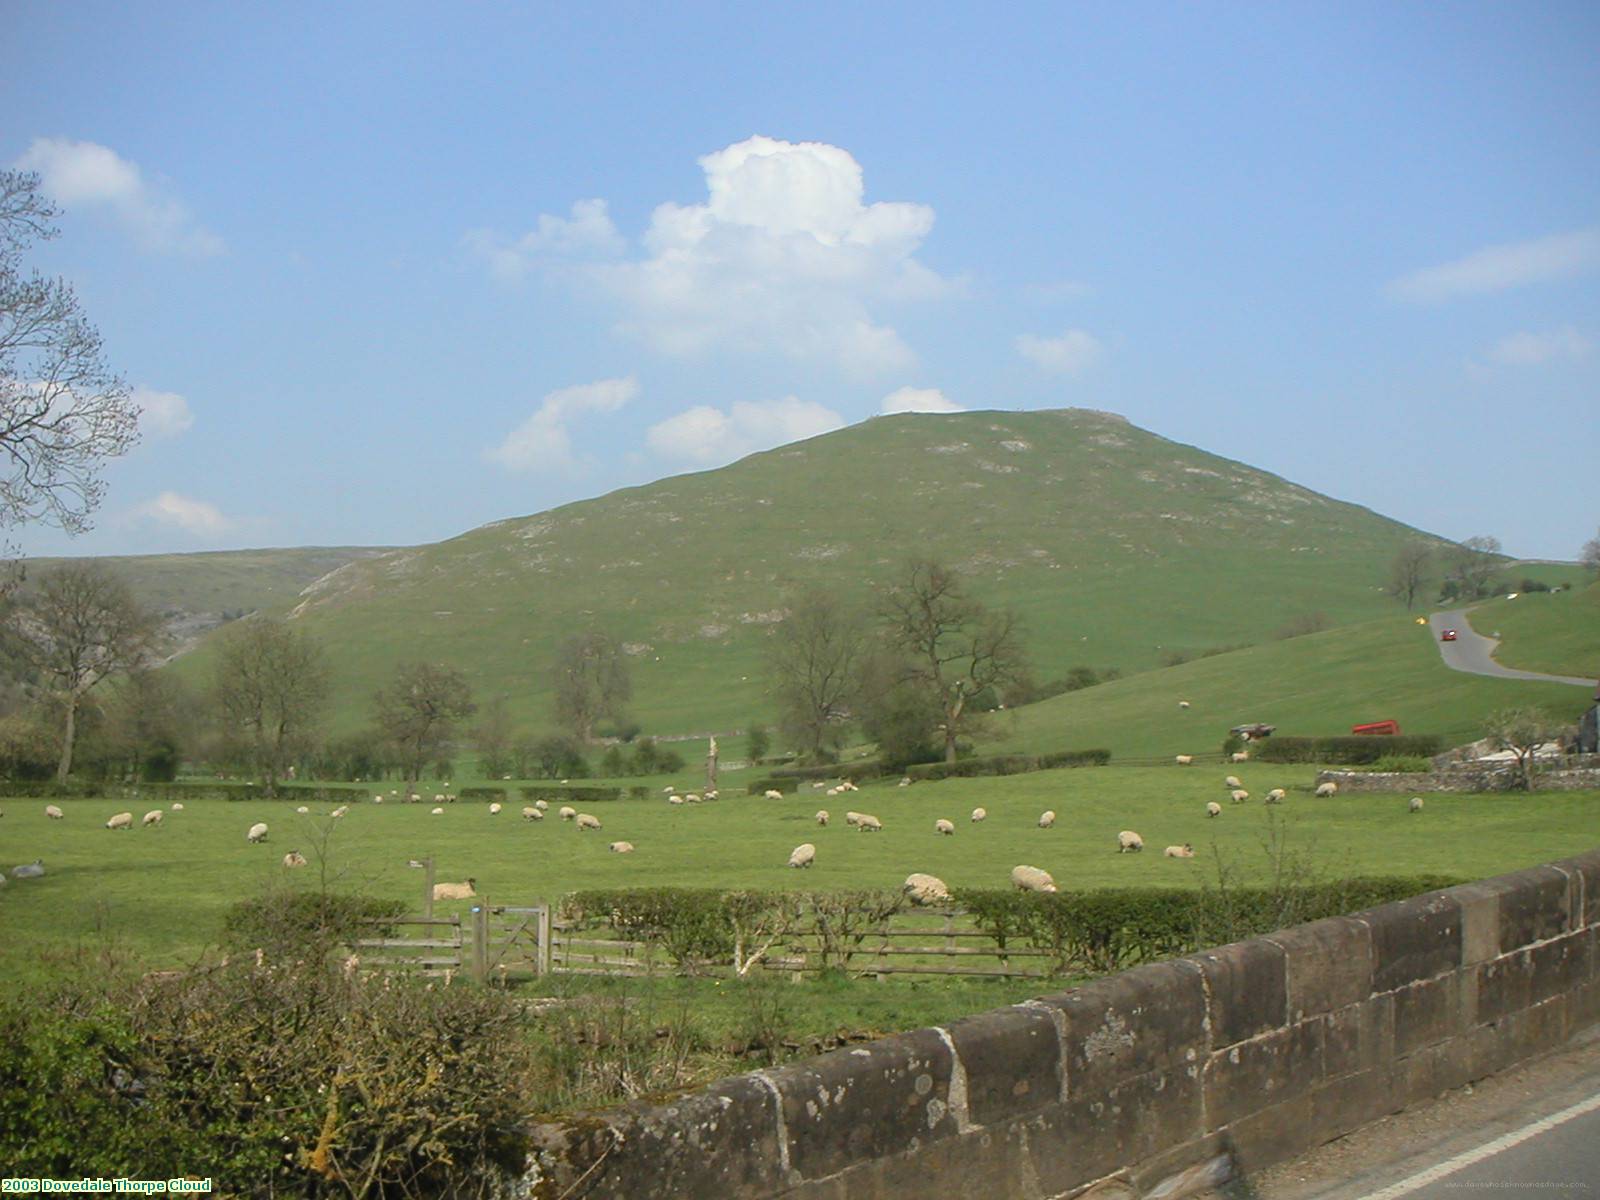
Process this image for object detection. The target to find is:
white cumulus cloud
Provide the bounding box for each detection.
[1486,326,1593,366]
[646,396,844,465]
[486,376,639,471]
[475,136,951,375]
[129,492,234,536]
[132,386,193,438]
[1016,329,1103,374]
[1387,228,1600,304]
[880,386,962,414]
[15,138,223,256]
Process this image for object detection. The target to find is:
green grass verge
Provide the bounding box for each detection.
[1463,582,1600,682]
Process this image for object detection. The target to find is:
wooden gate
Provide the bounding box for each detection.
[351,914,463,977]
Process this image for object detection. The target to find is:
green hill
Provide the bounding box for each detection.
[1465,580,1600,682]
[163,408,1466,738]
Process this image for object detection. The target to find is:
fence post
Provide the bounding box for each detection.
[470,904,488,983]
[422,857,435,920]
[536,904,551,977]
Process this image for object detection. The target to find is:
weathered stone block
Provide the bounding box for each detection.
[1393,973,1463,1057]
[1553,848,1600,928]
[1476,949,1535,1024]
[1482,866,1572,952]
[1528,932,1589,1006]
[1449,882,1501,967]
[1031,959,1208,1095]
[1322,994,1393,1078]
[1309,1065,1404,1136]
[1356,891,1462,992]
[1494,996,1569,1064]
[1266,916,1372,1019]
[812,1123,1035,1200]
[771,1027,958,1182]
[1570,977,1600,1033]
[1024,1066,1204,1195]
[945,1005,1062,1126]
[1223,1090,1319,1174]
[1184,939,1288,1048]
[1203,1020,1323,1127]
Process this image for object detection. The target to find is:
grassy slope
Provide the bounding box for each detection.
[4,766,1596,980]
[166,409,1457,737]
[985,614,1592,760]
[1463,581,1600,682]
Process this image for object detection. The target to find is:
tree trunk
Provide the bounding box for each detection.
[944,727,958,763]
[56,693,78,783]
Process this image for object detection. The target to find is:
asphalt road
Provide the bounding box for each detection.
[1429,608,1595,689]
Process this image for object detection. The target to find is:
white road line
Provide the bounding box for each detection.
[1358,1090,1600,1200]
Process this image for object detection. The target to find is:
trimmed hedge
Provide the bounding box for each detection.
[458,786,507,802]
[518,784,624,804]
[906,748,1111,781]
[768,759,883,783]
[747,777,799,796]
[1255,735,1444,764]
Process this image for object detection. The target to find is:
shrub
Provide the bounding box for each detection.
[905,748,1109,781]
[1255,734,1443,764]
[221,888,406,962]
[747,776,797,795]
[768,759,883,783]
[518,784,624,804]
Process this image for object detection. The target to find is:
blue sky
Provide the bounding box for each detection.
[4,1,1597,559]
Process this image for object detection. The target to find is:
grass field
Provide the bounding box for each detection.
[1464,581,1600,682]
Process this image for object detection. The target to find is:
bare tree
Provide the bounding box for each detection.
[1483,706,1564,791]
[214,617,330,796]
[877,559,1030,763]
[551,632,630,743]
[1,170,139,589]
[1387,542,1432,610]
[473,695,515,778]
[1445,535,1503,600]
[1580,527,1600,576]
[373,661,476,790]
[3,562,156,781]
[768,590,866,762]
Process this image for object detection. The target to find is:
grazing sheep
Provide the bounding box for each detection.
[1314,782,1338,798]
[1164,844,1196,859]
[535,799,549,811]
[1409,797,1424,813]
[575,813,601,830]
[857,814,883,832]
[431,806,445,815]
[11,859,45,879]
[559,806,577,820]
[432,879,477,902]
[826,787,840,796]
[1223,775,1242,790]
[898,777,912,787]
[669,796,685,805]
[1178,700,1191,709]
[1117,830,1144,853]
[816,810,829,826]
[705,790,718,800]
[839,781,858,793]
[521,806,542,820]
[608,841,635,854]
[788,843,816,869]
[971,807,987,823]
[1011,865,1058,893]
[282,851,307,868]
[106,812,133,831]
[811,781,827,790]
[296,806,310,814]
[488,802,503,815]
[142,810,163,827]
[331,806,349,818]
[247,822,269,843]
[934,818,955,835]
[373,795,385,804]
[1206,801,1222,818]
[685,793,701,803]
[1265,788,1286,805]
[1231,751,1250,763]
[1175,755,1194,766]
[1230,789,1249,804]
[763,790,784,801]
[1038,810,1057,829]
[903,873,951,906]
[844,811,863,826]
[170,802,184,811]
[44,804,64,820]
[662,786,676,794]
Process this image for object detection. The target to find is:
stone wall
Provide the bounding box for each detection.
[1318,766,1600,793]
[519,850,1600,1199]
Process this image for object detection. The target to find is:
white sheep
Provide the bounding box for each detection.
[432,879,476,902]
[704,790,718,800]
[44,804,64,820]
[1164,844,1195,859]
[331,805,349,818]
[1314,782,1338,798]
[521,806,542,820]
[971,807,987,823]
[282,851,307,868]
[1409,797,1424,813]
[840,781,859,792]
[811,781,827,790]
[1265,788,1286,805]
[1117,830,1144,853]
[431,806,445,815]
[11,859,45,879]
[296,806,310,814]
[934,818,955,835]
[142,810,163,827]
[815,810,829,826]
[373,794,385,804]
[1175,755,1194,766]
[826,787,840,796]
[1206,801,1222,818]
[857,814,883,832]
[685,793,701,803]
[170,802,184,811]
[575,813,601,830]
[763,790,784,801]
[488,802,503,815]
[535,799,549,811]
[662,786,676,794]
[788,843,816,869]
[844,811,863,826]
[668,795,685,805]
[1231,751,1250,763]
[1038,810,1057,829]
[559,806,577,820]
[247,822,269,843]
[1223,775,1242,790]
[1178,700,1191,709]
[898,777,912,787]
[903,873,951,906]
[608,841,634,854]
[106,811,133,831]
[1230,789,1250,804]
[1011,865,1058,893]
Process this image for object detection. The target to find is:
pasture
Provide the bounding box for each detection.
[4,763,1598,984]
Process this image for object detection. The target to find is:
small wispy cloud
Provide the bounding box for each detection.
[1016,328,1103,374]
[646,396,844,465]
[463,199,625,281]
[1387,228,1600,304]
[486,376,639,471]
[1485,326,1593,366]
[128,491,235,536]
[132,386,193,438]
[880,386,962,414]
[14,138,224,257]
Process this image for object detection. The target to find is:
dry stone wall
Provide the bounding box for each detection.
[519,849,1600,1199]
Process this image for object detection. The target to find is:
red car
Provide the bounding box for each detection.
[1440,629,1458,642]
